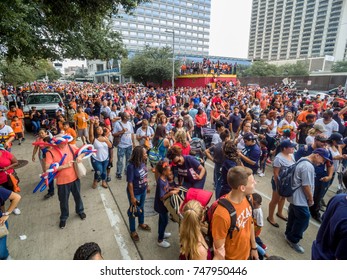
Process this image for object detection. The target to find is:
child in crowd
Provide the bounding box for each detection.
[10,115,24,145]
[167,169,177,189]
[258,139,268,177]
[252,193,268,259]
[154,161,180,248]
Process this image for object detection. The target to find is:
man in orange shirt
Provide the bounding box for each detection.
[45,135,86,229]
[297,105,316,125]
[73,106,89,145]
[212,166,258,260]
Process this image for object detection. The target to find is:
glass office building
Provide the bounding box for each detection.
[248,0,347,64]
[114,0,211,56]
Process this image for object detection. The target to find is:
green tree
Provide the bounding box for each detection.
[0,59,61,86]
[331,61,347,72]
[278,62,309,76]
[243,61,279,77]
[0,0,145,63]
[122,46,180,86]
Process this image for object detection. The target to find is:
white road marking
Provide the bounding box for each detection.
[99,191,131,260]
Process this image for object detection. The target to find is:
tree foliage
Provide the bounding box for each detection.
[0,0,146,63]
[242,60,309,77]
[122,46,180,86]
[0,59,61,86]
[331,61,347,73]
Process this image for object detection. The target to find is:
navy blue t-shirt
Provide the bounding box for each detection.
[294,145,333,177]
[241,143,261,174]
[312,194,347,260]
[228,113,242,133]
[219,159,238,198]
[177,155,202,184]
[126,163,148,195]
[154,177,171,214]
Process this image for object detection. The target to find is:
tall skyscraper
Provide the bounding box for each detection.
[115,0,211,56]
[248,0,347,70]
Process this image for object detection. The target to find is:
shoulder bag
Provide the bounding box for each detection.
[113,122,125,148]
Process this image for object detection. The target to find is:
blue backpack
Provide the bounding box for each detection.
[277,159,310,197]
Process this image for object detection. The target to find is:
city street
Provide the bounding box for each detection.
[7,135,335,260]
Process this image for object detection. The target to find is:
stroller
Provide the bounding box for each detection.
[337,164,347,194]
[201,127,216,149]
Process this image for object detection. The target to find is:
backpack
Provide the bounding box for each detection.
[190,137,206,162]
[204,195,253,249]
[277,159,310,197]
[148,139,164,166]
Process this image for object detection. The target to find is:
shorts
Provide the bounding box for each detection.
[77,128,88,137]
[15,132,23,139]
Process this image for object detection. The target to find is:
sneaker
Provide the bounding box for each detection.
[59,220,66,229]
[44,192,54,199]
[13,208,21,215]
[285,236,304,254]
[312,215,322,224]
[116,174,122,180]
[257,169,262,174]
[164,232,172,239]
[258,172,265,177]
[106,176,111,182]
[18,142,21,145]
[79,213,87,220]
[157,239,171,248]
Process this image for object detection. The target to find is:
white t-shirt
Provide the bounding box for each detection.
[136,126,154,148]
[92,138,109,162]
[113,121,134,148]
[314,118,339,138]
[253,208,264,227]
[266,119,277,137]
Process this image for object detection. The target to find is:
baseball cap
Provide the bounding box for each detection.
[280,139,297,149]
[312,148,332,163]
[313,123,327,132]
[328,132,343,144]
[243,132,256,141]
[315,134,328,142]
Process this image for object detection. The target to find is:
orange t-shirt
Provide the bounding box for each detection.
[7,109,24,120]
[11,120,23,133]
[65,127,77,144]
[297,111,316,123]
[73,112,89,129]
[212,196,253,260]
[45,144,78,185]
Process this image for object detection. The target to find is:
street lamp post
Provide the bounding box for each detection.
[165,29,175,91]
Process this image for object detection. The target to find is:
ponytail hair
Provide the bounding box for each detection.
[179,200,204,260]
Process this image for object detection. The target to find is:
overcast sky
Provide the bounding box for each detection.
[209,0,252,58]
[63,0,252,69]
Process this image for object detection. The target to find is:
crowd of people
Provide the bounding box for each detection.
[180,57,237,75]
[1,80,347,260]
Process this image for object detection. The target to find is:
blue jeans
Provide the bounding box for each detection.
[285,204,310,244]
[57,179,84,222]
[214,163,223,199]
[91,157,109,181]
[31,120,40,133]
[0,221,9,260]
[158,212,169,241]
[310,176,330,218]
[126,189,146,233]
[117,146,133,176]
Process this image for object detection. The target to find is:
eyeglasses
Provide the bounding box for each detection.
[172,157,181,165]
